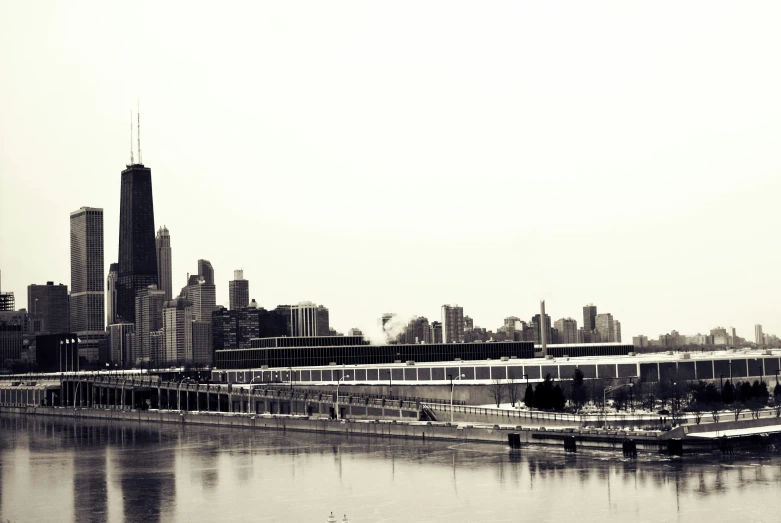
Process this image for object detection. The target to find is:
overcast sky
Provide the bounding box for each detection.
[2,2,780,341]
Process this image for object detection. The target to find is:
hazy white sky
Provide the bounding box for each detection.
[2,2,780,340]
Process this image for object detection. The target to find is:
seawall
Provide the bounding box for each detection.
[0,405,675,454]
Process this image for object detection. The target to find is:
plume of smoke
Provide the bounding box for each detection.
[361,314,418,346]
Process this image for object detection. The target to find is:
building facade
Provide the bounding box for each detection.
[27,282,70,334]
[108,322,134,367]
[163,297,193,363]
[0,312,24,366]
[133,284,165,364]
[582,304,597,342]
[155,226,172,301]
[431,321,443,344]
[554,318,578,344]
[289,302,329,337]
[198,259,214,285]
[229,270,249,311]
[106,263,119,326]
[191,320,212,366]
[756,324,764,347]
[212,305,290,351]
[183,277,216,323]
[117,162,158,323]
[69,207,104,332]
[595,313,615,343]
[441,304,464,343]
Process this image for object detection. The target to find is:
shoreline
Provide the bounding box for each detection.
[0,405,693,456]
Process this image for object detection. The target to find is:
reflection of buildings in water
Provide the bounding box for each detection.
[73,450,108,523]
[186,449,219,492]
[111,427,176,523]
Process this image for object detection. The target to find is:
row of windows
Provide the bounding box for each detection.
[217,356,781,384]
[217,342,535,369]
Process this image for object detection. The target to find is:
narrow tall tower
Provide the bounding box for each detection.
[116,124,157,323]
[540,300,547,357]
[106,263,119,325]
[70,207,105,332]
[155,226,172,301]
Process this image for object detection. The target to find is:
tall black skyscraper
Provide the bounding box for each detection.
[117,153,157,322]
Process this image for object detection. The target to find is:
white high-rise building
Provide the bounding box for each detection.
[163,297,193,364]
[184,277,217,323]
[134,284,165,364]
[441,304,464,343]
[290,302,329,337]
[70,207,104,332]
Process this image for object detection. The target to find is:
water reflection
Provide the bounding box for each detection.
[1,414,781,522]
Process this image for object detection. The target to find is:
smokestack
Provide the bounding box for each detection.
[540,300,547,357]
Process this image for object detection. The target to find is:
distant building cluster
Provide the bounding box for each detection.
[631,325,780,350]
[0,125,776,372]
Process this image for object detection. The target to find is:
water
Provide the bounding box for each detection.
[1,414,780,523]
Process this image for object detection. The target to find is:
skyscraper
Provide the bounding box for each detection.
[163,297,193,364]
[191,320,212,366]
[28,282,70,334]
[183,277,216,323]
[441,304,464,343]
[117,157,157,324]
[133,284,165,364]
[229,270,249,311]
[108,322,134,367]
[197,259,214,285]
[583,304,597,342]
[70,207,105,332]
[431,321,443,344]
[554,318,578,344]
[614,320,622,343]
[106,263,119,325]
[155,226,172,301]
[755,324,764,347]
[595,313,615,342]
[289,302,330,336]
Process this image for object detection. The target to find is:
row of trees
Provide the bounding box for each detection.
[486,370,781,421]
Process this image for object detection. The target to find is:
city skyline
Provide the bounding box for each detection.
[2,3,781,341]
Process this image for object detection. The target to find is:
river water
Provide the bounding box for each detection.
[0,414,780,523]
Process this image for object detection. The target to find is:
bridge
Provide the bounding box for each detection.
[0,374,423,420]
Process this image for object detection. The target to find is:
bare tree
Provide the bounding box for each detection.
[488,379,506,408]
[733,402,744,421]
[507,379,521,407]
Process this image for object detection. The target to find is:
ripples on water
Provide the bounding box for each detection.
[0,414,780,523]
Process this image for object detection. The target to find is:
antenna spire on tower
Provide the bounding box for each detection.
[137,99,142,164]
[130,110,135,164]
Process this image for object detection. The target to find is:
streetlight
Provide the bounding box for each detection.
[288,367,294,391]
[449,373,465,425]
[335,375,350,420]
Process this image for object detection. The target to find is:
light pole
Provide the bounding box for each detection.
[288,367,294,391]
[387,368,392,395]
[335,375,350,420]
[449,373,465,425]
